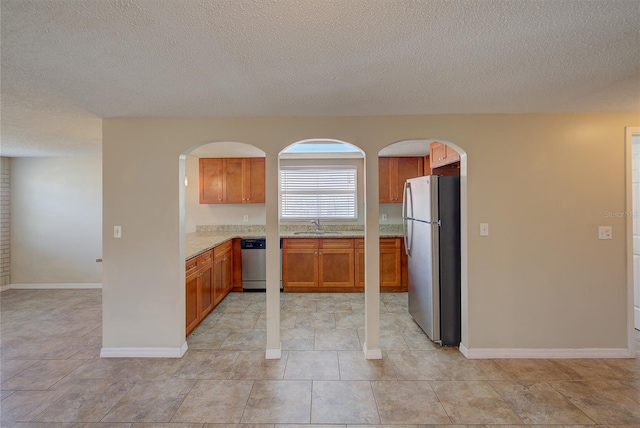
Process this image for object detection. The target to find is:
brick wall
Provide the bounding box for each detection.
[0,157,10,287]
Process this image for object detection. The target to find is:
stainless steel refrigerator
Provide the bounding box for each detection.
[402,175,461,346]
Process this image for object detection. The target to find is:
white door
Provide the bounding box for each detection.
[632,135,640,330]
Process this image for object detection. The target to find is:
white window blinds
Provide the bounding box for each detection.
[280,166,357,219]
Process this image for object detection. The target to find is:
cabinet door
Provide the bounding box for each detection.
[221,248,233,294]
[186,272,200,335]
[212,256,225,306]
[199,264,214,318]
[199,158,224,204]
[319,240,354,287]
[430,142,460,168]
[223,158,244,203]
[319,249,354,287]
[379,157,423,203]
[378,157,394,203]
[380,238,402,287]
[395,157,424,200]
[245,158,265,203]
[282,239,318,287]
[355,239,365,288]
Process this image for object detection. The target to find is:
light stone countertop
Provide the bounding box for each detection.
[186,224,403,260]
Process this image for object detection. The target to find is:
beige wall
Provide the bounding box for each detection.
[11,157,102,284]
[103,113,639,353]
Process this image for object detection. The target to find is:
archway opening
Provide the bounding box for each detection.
[179,141,267,344]
[377,138,469,354]
[278,138,366,354]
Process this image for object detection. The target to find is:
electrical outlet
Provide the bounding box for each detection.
[598,226,612,240]
[243,215,249,222]
[114,226,122,238]
[480,223,489,236]
[381,213,388,221]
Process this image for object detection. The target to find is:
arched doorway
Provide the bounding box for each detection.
[179,141,267,348]
[277,139,368,357]
[377,139,469,354]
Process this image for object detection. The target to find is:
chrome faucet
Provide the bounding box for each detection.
[310,218,323,232]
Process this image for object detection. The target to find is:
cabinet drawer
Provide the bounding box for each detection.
[185,257,199,277]
[355,238,364,249]
[380,238,401,250]
[321,238,354,249]
[197,249,213,267]
[213,240,232,257]
[283,238,318,249]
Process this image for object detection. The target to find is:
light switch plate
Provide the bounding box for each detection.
[114,226,122,238]
[598,226,612,240]
[381,213,388,221]
[480,223,489,236]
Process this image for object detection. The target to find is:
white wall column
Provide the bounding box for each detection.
[265,151,281,358]
[363,152,381,359]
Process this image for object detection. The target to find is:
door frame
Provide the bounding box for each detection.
[625,127,640,353]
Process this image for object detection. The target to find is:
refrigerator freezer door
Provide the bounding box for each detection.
[407,219,440,342]
[406,176,434,223]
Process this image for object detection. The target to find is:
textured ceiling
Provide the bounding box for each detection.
[1,0,639,157]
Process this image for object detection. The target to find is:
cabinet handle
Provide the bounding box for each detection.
[223,258,227,261]
[198,273,203,278]
[188,264,196,270]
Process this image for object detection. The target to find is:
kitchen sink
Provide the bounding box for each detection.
[292,231,342,235]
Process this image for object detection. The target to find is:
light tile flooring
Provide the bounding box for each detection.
[1,289,640,427]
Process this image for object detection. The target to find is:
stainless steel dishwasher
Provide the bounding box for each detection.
[240,238,282,291]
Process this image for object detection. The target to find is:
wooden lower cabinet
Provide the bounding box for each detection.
[282,239,318,288]
[380,238,402,289]
[185,240,235,336]
[282,238,355,290]
[283,237,405,292]
[319,239,355,287]
[185,271,200,335]
[213,241,233,306]
[355,238,406,291]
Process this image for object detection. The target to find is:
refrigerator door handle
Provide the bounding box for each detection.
[402,181,413,255]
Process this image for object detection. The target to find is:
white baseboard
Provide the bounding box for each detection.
[462,346,633,359]
[5,283,102,291]
[635,306,640,330]
[363,342,382,360]
[265,343,282,360]
[100,341,188,358]
[459,342,470,358]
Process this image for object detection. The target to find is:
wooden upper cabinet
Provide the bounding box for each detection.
[379,157,424,203]
[199,158,224,203]
[430,142,460,169]
[199,157,265,204]
[245,157,266,203]
[222,158,244,203]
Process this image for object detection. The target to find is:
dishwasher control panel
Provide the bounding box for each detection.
[241,239,266,249]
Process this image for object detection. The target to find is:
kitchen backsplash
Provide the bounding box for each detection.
[195,223,403,234]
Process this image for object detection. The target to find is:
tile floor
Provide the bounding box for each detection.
[1,289,640,427]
